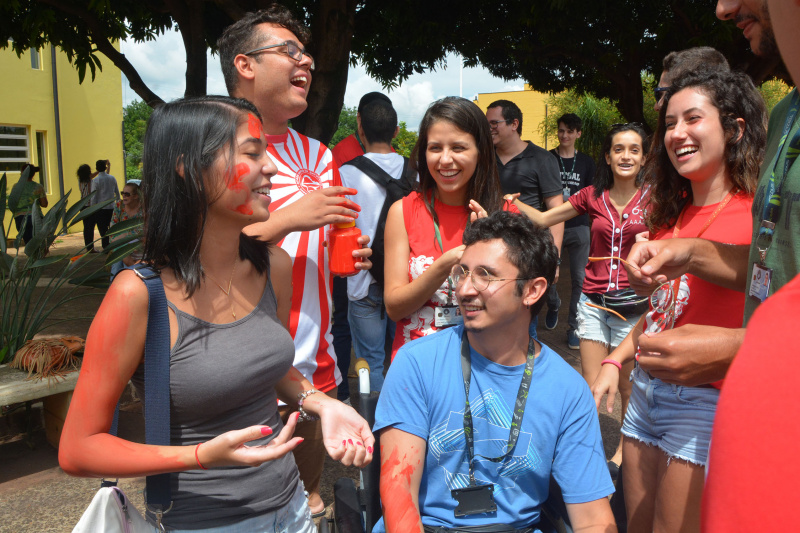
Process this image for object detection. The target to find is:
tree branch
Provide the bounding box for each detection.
[36,0,164,106]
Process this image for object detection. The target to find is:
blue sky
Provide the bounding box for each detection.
[121,29,526,131]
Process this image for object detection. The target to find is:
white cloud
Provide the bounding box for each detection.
[120,34,526,133]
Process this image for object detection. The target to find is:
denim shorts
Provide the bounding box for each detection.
[576,292,637,348]
[621,366,719,465]
[152,481,315,532]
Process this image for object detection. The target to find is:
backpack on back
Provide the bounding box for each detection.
[342,155,416,286]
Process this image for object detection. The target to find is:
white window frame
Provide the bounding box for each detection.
[30,47,41,70]
[0,125,31,174]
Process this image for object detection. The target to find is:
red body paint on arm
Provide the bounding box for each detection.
[380,443,423,533]
[59,273,192,477]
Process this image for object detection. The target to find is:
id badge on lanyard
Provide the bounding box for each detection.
[753,89,800,303]
[454,333,536,517]
[435,305,463,328]
[749,262,772,303]
[433,218,463,328]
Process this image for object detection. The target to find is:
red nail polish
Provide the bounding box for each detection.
[295,412,301,421]
[298,438,304,443]
[342,440,347,446]
[368,446,373,454]
[357,442,363,446]
[261,427,273,435]
[348,439,354,445]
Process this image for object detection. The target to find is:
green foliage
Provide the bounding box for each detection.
[123,100,153,182]
[540,72,664,162]
[329,106,358,148]
[0,174,139,364]
[640,72,660,133]
[392,122,418,158]
[759,79,793,112]
[539,90,624,162]
[329,107,418,158]
[355,1,765,125]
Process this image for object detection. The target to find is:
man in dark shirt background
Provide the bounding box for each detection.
[487,99,563,337]
[550,114,595,349]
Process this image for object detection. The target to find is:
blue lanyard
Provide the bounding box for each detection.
[758,89,800,246]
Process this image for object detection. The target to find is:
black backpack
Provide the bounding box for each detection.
[342,155,416,286]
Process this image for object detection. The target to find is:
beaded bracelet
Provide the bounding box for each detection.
[601,359,622,371]
[195,443,207,470]
[297,388,322,422]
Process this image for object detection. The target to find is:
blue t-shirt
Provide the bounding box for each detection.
[372,326,613,531]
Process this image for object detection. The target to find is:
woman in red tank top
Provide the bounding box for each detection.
[384,97,516,358]
[592,71,767,533]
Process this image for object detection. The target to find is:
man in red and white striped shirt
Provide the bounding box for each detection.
[219,5,372,516]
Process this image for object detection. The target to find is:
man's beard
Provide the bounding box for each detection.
[756,25,778,58]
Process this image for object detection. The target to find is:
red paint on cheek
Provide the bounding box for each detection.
[235,204,253,215]
[248,113,264,140]
[380,446,422,532]
[226,163,250,192]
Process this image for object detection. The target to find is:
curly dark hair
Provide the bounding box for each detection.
[411,97,503,226]
[593,123,650,198]
[76,164,92,183]
[140,95,271,296]
[642,70,767,231]
[217,4,310,96]
[462,211,558,318]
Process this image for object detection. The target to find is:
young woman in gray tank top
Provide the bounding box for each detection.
[59,96,375,531]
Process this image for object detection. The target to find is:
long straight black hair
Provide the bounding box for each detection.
[140,95,270,296]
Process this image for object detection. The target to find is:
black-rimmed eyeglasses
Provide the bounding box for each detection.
[654,86,669,102]
[244,41,315,71]
[488,119,511,128]
[450,264,530,292]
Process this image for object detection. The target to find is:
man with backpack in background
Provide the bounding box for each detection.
[330,91,396,403]
[331,92,395,167]
[339,96,416,392]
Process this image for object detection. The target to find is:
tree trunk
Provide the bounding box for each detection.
[614,74,648,132]
[290,0,357,146]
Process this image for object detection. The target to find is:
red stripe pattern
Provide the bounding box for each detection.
[266,128,341,392]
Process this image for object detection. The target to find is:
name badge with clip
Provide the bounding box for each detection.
[749,263,772,303]
[435,305,463,328]
[451,483,496,517]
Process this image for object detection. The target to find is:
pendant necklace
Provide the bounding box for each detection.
[203,257,238,319]
[556,148,577,178]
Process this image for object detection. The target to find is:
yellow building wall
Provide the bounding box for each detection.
[1,44,123,236]
[474,84,553,149]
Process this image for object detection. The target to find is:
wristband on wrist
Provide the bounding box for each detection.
[297,388,322,422]
[195,442,207,470]
[601,359,622,371]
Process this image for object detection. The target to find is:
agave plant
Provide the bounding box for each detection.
[1,173,142,364]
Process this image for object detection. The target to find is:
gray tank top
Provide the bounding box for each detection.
[131,278,299,529]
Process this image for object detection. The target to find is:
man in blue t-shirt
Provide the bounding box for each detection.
[374,211,615,532]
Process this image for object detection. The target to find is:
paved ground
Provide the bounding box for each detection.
[0,233,622,532]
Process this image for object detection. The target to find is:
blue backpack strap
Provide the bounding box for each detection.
[103,264,173,518]
[129,263,173,517]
